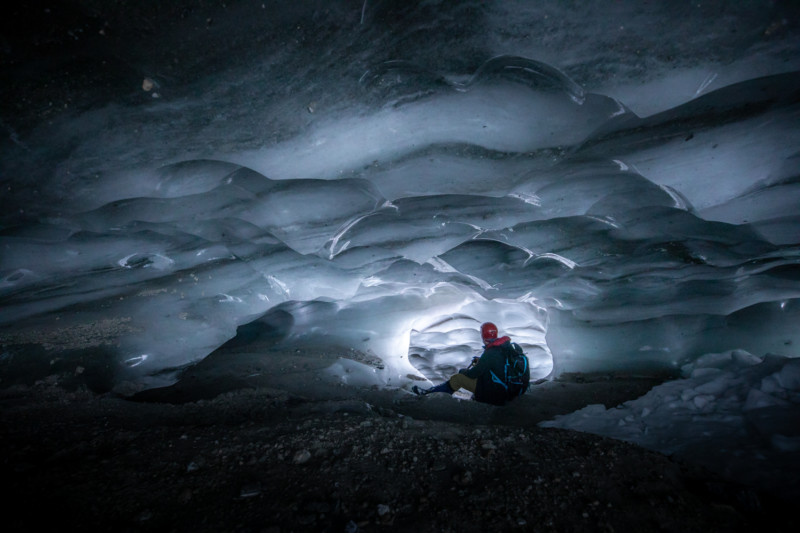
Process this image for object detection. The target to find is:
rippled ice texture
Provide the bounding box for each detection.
[3,54,798,387]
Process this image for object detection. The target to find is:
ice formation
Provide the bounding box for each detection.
[0,0,798,501]
[3,57,797,390]
[543,350,800,498]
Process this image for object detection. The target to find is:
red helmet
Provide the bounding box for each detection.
[480,322,498,344]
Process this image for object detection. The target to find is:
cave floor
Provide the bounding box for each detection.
[2,360,795,533]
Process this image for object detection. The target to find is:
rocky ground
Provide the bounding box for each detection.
[2,363,796,533]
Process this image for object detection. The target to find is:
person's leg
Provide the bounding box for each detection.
[413,376,457,395]
[424,381,454,394]
[413,373,478,395]
[449,373,477,393]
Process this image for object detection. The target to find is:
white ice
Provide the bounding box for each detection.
[542,350,800,499]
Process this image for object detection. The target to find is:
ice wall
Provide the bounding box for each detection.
[1,1,799,395]
[1,55,798,393]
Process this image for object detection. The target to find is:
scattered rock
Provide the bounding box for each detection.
[239,484,261,498]
[0,382,791,532]
[293,449,312,464]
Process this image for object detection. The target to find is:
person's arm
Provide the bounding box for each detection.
[461,350,488,379]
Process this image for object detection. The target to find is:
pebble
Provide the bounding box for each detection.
[377,504,391,516]
[240,484,261,498]
[293,449,312,464]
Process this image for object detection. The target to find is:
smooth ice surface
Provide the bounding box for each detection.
[1,0,799,503]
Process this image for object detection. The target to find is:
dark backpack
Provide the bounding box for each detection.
[489,342,530,400]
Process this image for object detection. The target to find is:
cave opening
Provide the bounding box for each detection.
[406,299,553,387]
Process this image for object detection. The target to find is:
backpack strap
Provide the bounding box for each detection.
[490,370,508,390]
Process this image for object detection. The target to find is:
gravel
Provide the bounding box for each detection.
[2,376,794,533]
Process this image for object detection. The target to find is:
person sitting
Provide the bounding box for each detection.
[412,322,528,406]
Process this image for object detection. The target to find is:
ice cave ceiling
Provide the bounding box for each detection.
[0,0,798,393]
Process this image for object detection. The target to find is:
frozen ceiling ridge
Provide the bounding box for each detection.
[0,55,798,398]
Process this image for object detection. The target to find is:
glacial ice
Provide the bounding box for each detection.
[2,55,798,391]
[542,351,800,498]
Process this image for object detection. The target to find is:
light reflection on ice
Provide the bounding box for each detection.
[123,354,149,367]
[0,57,797,403]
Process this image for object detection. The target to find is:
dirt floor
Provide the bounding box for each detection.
[2,357,797,533]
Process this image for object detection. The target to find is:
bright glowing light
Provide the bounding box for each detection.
[123,354,149,367]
